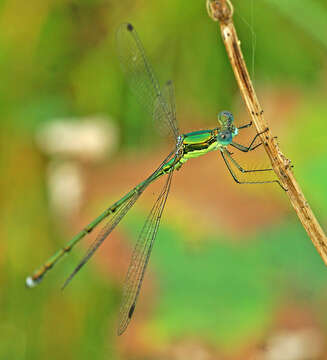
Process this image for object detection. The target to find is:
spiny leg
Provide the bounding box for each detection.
[231,128,269,152]
[238,121,252,130]
[221,150,285,189]
[237,110,265,130]
[225,150,273,173]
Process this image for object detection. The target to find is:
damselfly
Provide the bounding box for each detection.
[26,23,282,335]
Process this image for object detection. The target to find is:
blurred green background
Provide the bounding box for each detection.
[1,0,327,359]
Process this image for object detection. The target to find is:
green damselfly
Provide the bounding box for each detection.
[26,23,282,335]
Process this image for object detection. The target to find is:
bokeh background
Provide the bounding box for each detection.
[1,0,327,359]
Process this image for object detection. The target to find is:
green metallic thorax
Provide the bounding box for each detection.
[183,130,214,144]
[162,129,221,173]
[182,129,221,161]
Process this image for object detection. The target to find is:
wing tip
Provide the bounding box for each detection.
[117,322,128,336]
[116,303,135,336]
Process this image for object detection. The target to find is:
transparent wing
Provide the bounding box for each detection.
[116,23,179,141]
[153,80,178,138]
[117,170,173,335]
[164,81,176,121]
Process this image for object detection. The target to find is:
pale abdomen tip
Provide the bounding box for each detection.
[25,276,36,288]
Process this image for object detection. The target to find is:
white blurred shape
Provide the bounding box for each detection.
[35,115,119,218]
[259,329,324,360]
[36,115,118,161]
[47,161,84,217]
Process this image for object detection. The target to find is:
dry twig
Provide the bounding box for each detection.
[206,0,327,265]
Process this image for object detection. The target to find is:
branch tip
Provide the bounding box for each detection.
[206,0,234,23]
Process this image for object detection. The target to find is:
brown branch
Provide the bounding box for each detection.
[207,0,327,265]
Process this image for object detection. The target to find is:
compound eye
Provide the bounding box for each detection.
[218,131,232,145]
[218,111,234,127]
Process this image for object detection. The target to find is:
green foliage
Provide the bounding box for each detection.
[123,214,326,349]
[264,0,327,49]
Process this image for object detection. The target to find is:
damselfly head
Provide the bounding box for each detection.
[217,111,237,145]
[218,111,234,129]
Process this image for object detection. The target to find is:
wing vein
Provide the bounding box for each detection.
[116,23,179,141]
[117,170,174,335]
